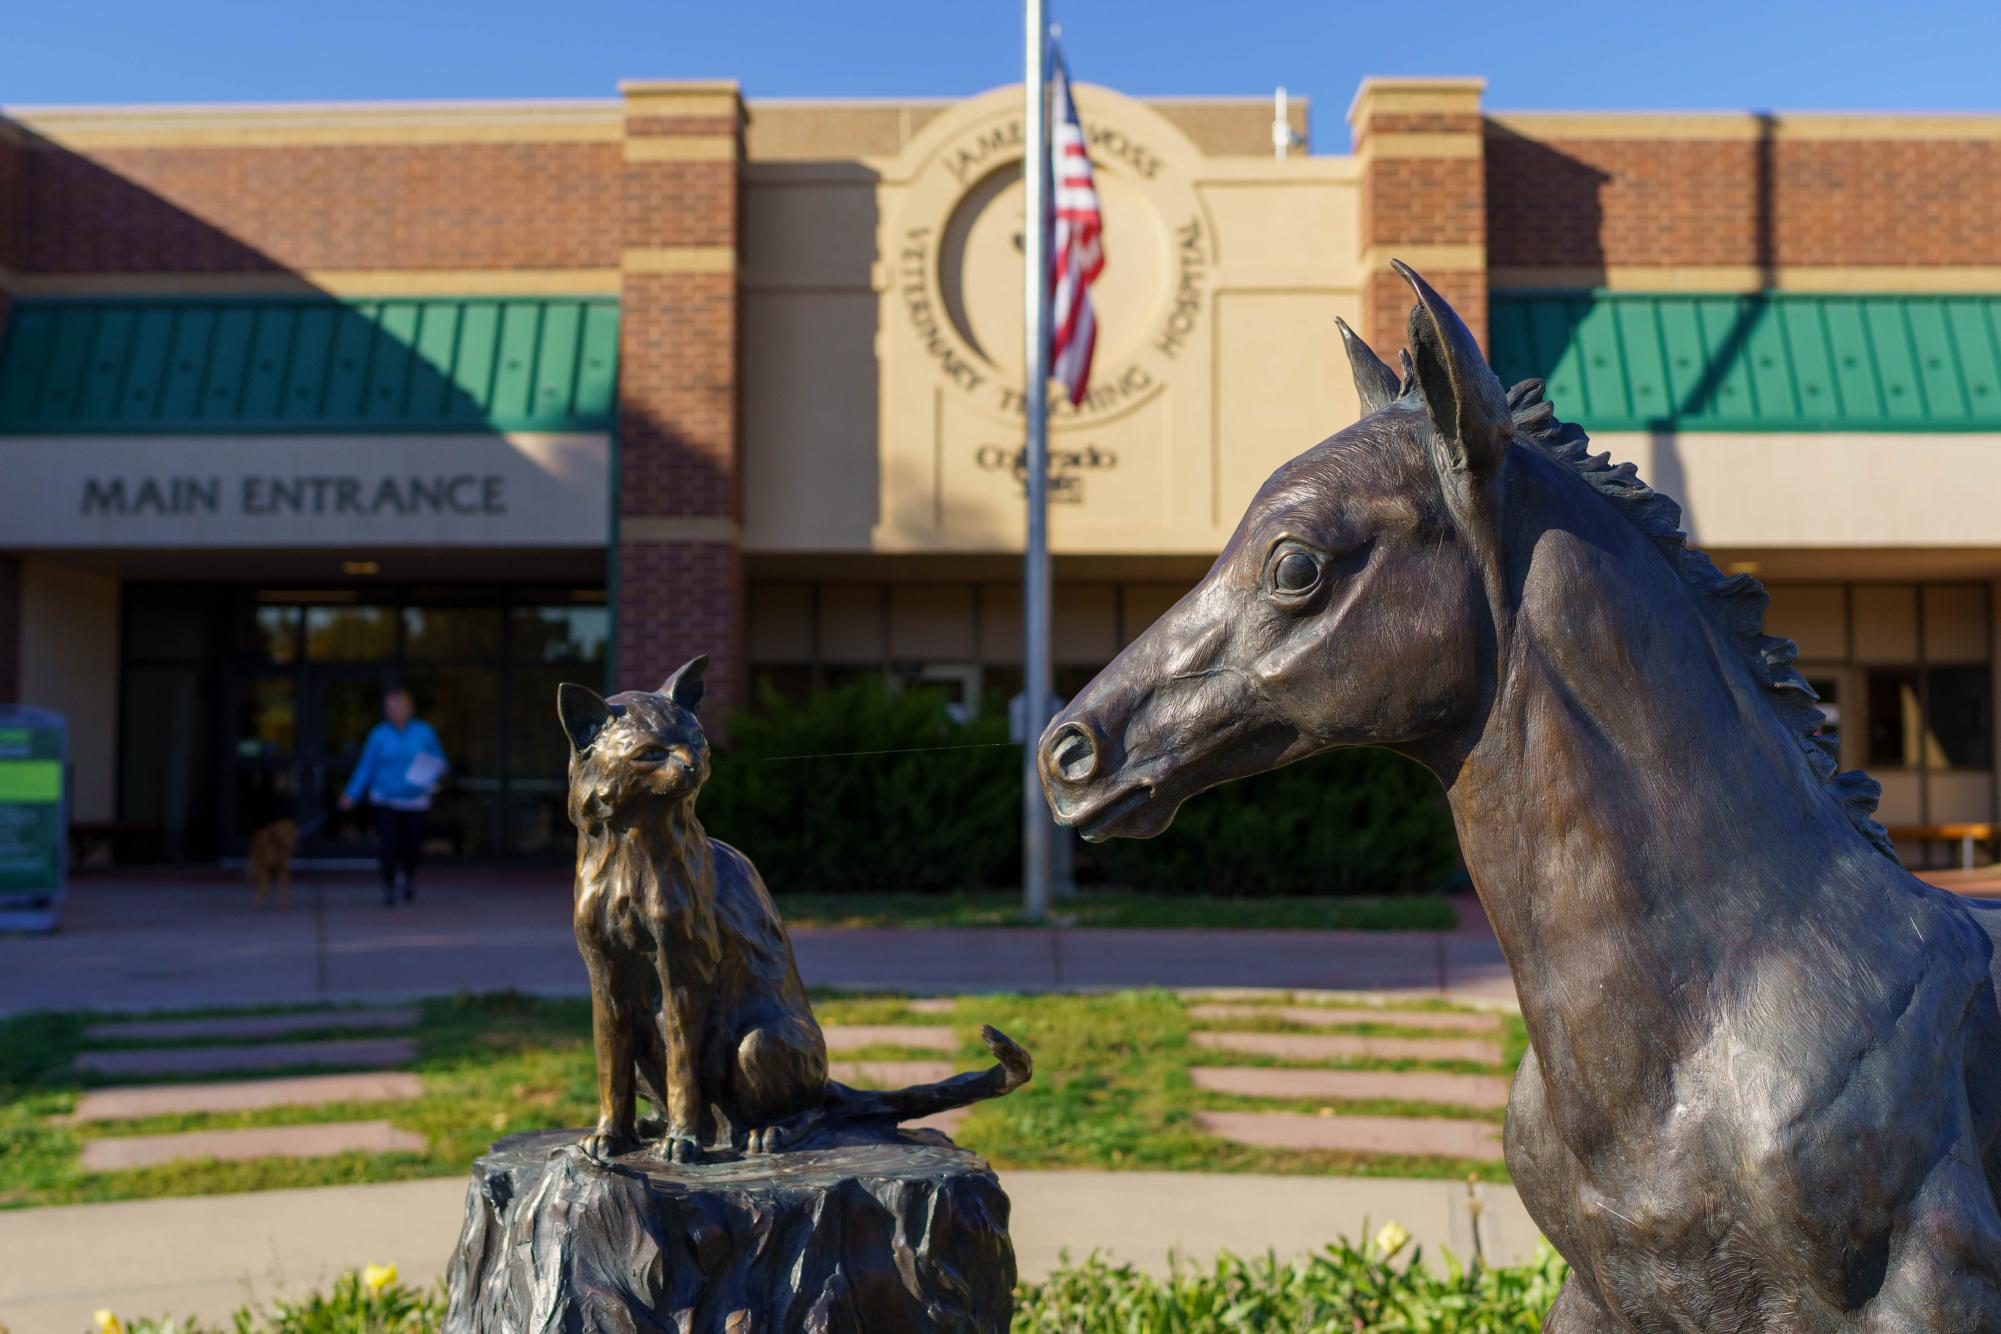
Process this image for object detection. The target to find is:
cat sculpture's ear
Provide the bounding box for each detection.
[660,655,709,715]
[557,682,615,754]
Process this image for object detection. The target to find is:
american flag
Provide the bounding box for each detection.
[1048,48,1104,406]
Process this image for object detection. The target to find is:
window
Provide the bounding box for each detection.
[1927,666,1993,770]
[304,606,397,661]
[403,607,503,659]
[511,605,610,665]
[1865,666,1992,770]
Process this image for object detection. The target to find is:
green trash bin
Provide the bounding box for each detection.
[0,706,68,933]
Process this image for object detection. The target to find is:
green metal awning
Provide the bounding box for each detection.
[0,296,619,434]
[1489,292,2001,432]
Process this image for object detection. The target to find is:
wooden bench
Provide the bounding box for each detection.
[1885,823,1998,870]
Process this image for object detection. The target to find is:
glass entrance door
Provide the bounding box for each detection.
[299,664,397,858]
[190,588,606,863]
[224,663,396,859]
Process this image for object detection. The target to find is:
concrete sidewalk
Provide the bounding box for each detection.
[0,872,1517,1016]
[0,1169,1543,1333]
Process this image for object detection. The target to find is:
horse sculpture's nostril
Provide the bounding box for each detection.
[1044,723,1099,785]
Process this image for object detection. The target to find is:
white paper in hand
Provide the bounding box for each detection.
[405,752,448,792]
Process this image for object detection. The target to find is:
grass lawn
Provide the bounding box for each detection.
[0,989,1524,1209]
[772,889,1460,931]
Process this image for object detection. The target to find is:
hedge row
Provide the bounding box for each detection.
[110,1241,1568,1332]
[695,680,1459,898]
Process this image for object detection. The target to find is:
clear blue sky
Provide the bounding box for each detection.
[4,0,1996,151]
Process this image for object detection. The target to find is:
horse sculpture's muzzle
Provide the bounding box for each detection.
[1038,712,1168,841]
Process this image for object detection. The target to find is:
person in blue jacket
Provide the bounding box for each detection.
[337,685,448,907]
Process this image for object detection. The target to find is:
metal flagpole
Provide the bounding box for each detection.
[1021,0,1054,920]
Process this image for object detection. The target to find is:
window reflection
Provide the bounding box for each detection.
[304,606,398,660]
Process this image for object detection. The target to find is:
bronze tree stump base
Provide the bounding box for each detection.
[442,1124,1016,1333]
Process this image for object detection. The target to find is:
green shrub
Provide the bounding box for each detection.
[1015,1242,1568,1332]
[1087,748,1459,897]
[696,680,1461,899]
[110,1244,1567,1333]
[116,1267,440,1333]
[697,679,1020,895]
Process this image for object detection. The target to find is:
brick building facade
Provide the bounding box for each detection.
[3,78,1998,864]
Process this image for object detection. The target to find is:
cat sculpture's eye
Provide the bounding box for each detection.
[634,745,670,763]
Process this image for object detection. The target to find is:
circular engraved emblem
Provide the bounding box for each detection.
[890,100,1212,427]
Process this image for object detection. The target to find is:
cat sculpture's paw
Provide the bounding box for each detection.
[578,1124,637,1160]
[651,1131,702,1165]
[745,1104,822,1155]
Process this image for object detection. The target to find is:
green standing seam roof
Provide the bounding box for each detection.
[0,296,620,434]
[1489,292,2001,432]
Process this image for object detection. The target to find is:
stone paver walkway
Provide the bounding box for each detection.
[77,1036,417,1078]
[1184,997,1515,1160]
[828,1059,956,1086]
[1195,1109,1505,1158]
[906,1108,969,1136]
[72,1071,425,1122]
[1192,1029,1502,1064]
[68,1005,431,1175]
[82,1006,422,1043]
[79,1120,426,1171]
[1190,1065,1510,1109]
[819,1024,958,1053]
[1187,1003,1501,1033]
[0,873,1517,1017]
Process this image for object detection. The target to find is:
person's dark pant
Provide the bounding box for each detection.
[373,806,426,902]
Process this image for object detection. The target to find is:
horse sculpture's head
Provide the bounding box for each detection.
[1039,263,1512,840]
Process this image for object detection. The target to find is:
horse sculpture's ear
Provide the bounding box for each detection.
[1394,260,1513,482]
[660,655,709,715]
[1334,317,1402,417]
[558,682,614,754]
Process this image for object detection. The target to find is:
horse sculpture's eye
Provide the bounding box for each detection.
[1272,550,1320,595]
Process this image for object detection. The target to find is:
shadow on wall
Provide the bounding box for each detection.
[737,156,883,549]
[0,120,627,859]
[1482,125,1609,392]
[1,121,627,436]
[1486,115,1786,524]
[1639,114,1779,546]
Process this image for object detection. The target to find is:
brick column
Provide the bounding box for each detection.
[614,81,746,717]
[1349,78,1488,353]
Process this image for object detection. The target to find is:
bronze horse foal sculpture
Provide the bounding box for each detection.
[1039,263,2001,1330]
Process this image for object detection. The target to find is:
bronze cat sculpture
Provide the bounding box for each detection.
[559,657,1030,1164]
[1039,264,2001,1329]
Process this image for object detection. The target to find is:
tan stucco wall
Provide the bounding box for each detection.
[740,85,1360,557]
[1592,433,2001,555]
[17,558,118,823]
[744,94,1306,161]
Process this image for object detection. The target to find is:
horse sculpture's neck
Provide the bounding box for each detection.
[1439,447,1899,1143]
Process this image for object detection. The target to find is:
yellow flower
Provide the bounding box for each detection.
[362,1262,398,1295]
[1374,1220,1411,1258]
[93,1312,124,1334]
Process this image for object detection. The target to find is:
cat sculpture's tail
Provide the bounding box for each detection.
[826,1024,1031,1124]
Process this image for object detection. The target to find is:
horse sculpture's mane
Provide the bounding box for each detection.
[1506,376,1897,860]
[1383,351,1896,860]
